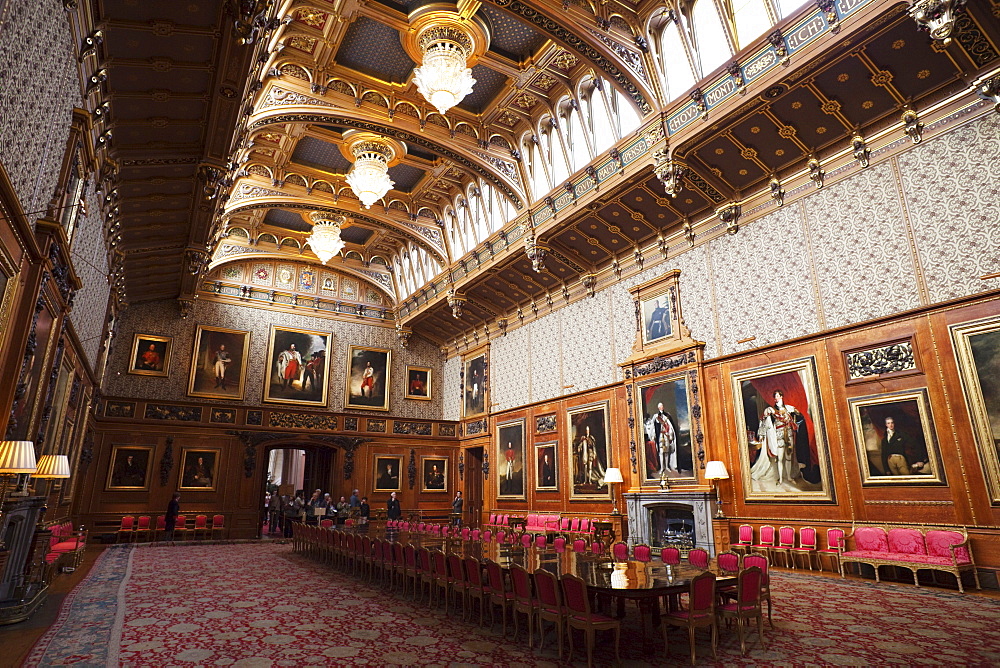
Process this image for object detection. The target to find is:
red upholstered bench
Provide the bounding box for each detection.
[46,521,87,568]
[839,525,980,593]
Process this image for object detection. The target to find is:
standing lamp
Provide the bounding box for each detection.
[603,467,624,516]
[704,461,730,518]
[0,441,38,549]
[33,454,71,484]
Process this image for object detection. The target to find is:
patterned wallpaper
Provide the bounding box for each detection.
[479,113,1000,411]
[441,355,461,421]
[70,179,111,369]
[0,0,79,217]
[104,298,445,419]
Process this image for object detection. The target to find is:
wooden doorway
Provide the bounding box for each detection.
[464,447,483,527]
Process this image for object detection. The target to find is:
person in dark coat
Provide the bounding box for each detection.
[386,491,401,520]
[165,493,180,540]
[359,497,370,525]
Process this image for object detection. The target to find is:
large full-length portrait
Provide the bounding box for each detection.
[636,374,693,484]
[497,418,525,499]
[952,316,1000,504]
[264,326,330,406]
[345,346,391,411]
[105,445,154,491]
[640,289,672,345]
[373,455,402,492]
[731,357,835,503]
[8,300,56,441]
[128,334,172,377]
[849,389,945,486]
[535,442,558,491]
[568,402,612,499]
[421,456,448,493]
[178,448,220,491]
[463,352,487,418]
[187,326,250,399]
[405,365,432,401]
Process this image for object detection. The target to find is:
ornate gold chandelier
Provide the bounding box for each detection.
[340,132,406,209]
[308,212,346,263]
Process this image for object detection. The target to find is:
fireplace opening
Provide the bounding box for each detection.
[648,504,696,553]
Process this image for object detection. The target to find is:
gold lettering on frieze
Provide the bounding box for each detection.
[667,104,700,134]
[837,0,868,16]
[704,79,736,107]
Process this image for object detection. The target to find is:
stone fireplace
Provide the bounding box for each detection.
[624,490,717,558]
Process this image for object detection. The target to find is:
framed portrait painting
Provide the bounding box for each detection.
[497,418,525,499]
[731,357,835,503]
[535,441,558,491]
[105,445,154,491]
[405,366,432,401]
[635,373,694,484]
[951,316,1000,504]
[178,448,220,491]
[263,326,330,406]
[568,402,612,499]
[373,455,402,492]
[345,345,391,411]
[128,334,172,377]
[421,456,448,493]
[849,389,945,486]
[187,326,250,399]
[463,351,487,418]
[640,288,672,346]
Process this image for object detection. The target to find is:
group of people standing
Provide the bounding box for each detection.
[266,488,371,537]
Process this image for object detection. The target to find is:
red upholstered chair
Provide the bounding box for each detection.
[471,529,481,541]
[560,517,572,532]
[461,527,471,540]
[416,548,433,604]
[495,530,506,544]
[488,513,497,527]
[534,534,548,549]
[193,515,209,540]
[117,516,135,543]
[510,565,539,646]
[393,542,407,592]
[732,524,754,556]
[210,514,225,540]
[633,543,652,562]
[716,566,766,656]
[448,553,468,617]
[925,530,980,592]
[173,515,190,541]
[611,541,629,562]
[717,550,741,575]
[661,547,681,565]
[589,541,604,556]
[741,554,772,626]
[482,529,492,543]
[401,544,417,598]
[154,515,166,541]
[688,548,709,569]
[772,526,796,568]
[534,568,567,658]
[520,533,533,548]
[818,528,846,573]
[320,518,334,529]
[572,538,587,553]
[561,573,620,668]
[664,571,717,665]
[750,525,776,558]
[430,551,451,612]
[790,526,818,570]
[504,531,517,544]
[464,557,487,625]
[484,559,514,636]
[570,518,581,532]
[134,516,152,543]
[553,536,567,552]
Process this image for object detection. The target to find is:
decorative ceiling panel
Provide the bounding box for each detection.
[387,163,426,192]
[335,16,415,83]
[290,136,352,172]
[264,209,310,232]
[458,65,509,113]
[478,5,547,62]
[341,226,375,245]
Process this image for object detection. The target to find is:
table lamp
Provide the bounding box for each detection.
[0,441,38,549]
[704,460,730,518]
[603,467,624,516]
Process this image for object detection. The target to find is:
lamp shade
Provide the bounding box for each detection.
[0,441,37,474]
[34,454,71,479]
[704,460,730,480]
[603,467,624,484]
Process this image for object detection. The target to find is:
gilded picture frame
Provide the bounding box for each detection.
[534,441,558,491]
[731,357,835,504]
[105,445,154,491]
[177,448,220,492]
[187,325,250,399]
[345,345,391,411]
[0,247,17,352]
[405,365,432,401]
[497,418,526,500]
[421,456,449,493]
[129,334,172,377]
[373,454,403,492]
[848,389,945,486]
[639,286,673,346]
[462,350,488,419]
[635,373,695,485]
[568,401,613,500]
[263,326,331,407]
[951,316,1000,504]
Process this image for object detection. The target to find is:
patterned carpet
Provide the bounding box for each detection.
[25,542,1000,667]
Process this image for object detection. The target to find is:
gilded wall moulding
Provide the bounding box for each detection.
[145,404,203,421]
[439,423,456,437]
[535,414,557,433]
[105,400,136,418]
[844,339,918,381]
[367,418,387,433]
[268,412,339,430]
[466,418,487,435]
[392,421,433,436]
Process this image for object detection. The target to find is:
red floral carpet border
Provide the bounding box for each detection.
[25,542,1000,666]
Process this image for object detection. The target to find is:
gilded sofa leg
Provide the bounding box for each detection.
[956,572,964,594]
[912,568,920,587]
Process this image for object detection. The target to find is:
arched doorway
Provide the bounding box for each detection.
[260,443,338,537]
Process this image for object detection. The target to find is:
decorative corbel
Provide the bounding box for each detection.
[524,232,548,272]
[852,133,870,168]
[657,232,669,259]
[458,452,465,481]
[727,61,746,95]
[611,255,622,279]
[902,109,924,144]
[561,284,570,303]
[395,324,412,348]
[769,176,785,206]
[977,74,1000,113]
[683,219,695,246]
[178,299,194,319]
[79,30,103,61]
[689,88,708,119]
[653,150,686,197]
[817,0,839,34]
[585,165,599,190]
[497,318,508,336]
[633,245,644,271]
[186,248,209,275]
[717,203,742,235]
[908,0,967,45]
[582,274,596,298]
[446,289,465,319]
[808,156,824,188]
[768,29,789,65]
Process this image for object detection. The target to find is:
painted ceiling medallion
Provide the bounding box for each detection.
[403,6,490,115]
[339,131,407,209]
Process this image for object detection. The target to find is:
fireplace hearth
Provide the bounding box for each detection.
[624,490,717,558]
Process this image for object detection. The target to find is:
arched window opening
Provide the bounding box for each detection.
[732,0,773,49]
[692,0,731,78]
[660,18,695,101]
